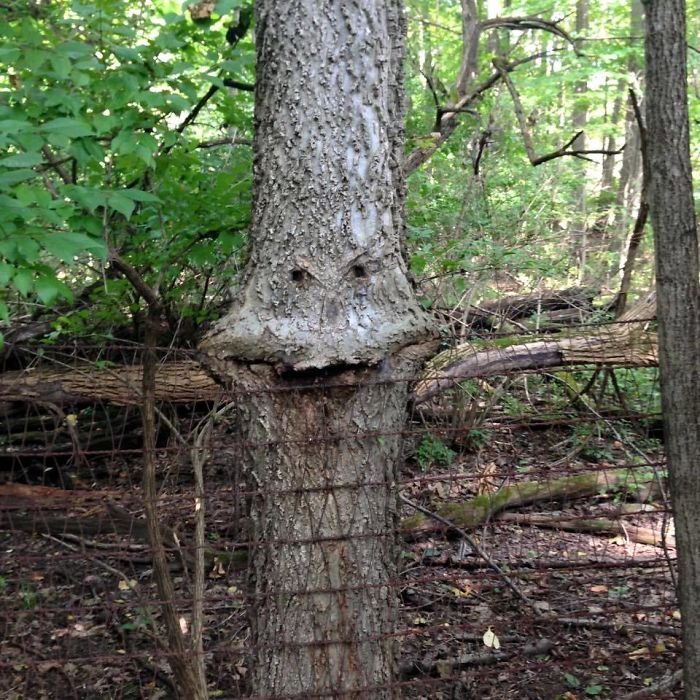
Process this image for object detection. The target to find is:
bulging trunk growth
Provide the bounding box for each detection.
[201,1,434,697]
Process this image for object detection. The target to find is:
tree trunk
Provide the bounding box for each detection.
[610,0,644,259]
[456,0,479,95]
[644,1,700,697]
[572,0,589,282]
[200,1,434,697]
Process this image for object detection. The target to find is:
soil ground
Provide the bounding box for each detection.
[0,421,680,699]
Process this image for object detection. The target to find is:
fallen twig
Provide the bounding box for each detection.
[400,495,533,608]
[399,637,553,678]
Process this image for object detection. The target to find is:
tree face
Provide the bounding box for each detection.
[202,0,433,371]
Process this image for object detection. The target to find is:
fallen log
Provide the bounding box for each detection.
[0,324,658,408]
[400,468,658,534]
[497,511,675,548]
[0,360,221,406]
[439,286,599,332]
[414,325,658,404]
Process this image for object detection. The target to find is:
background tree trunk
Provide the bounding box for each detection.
[644,1,700,697]
[201,1,434,697]
[572,0,589,283]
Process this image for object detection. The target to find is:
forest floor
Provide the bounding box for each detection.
[0,425,681,700]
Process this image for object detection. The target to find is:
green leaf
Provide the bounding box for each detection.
[14,184,40,206]
[122,188,160,203]
[113,46,143,62]
[0,169,38,187]
[40,232,106,262]
[0,152,43,168]
[0,119,31,135]
[112,130,136,154]
[218,231,244,254]
[12,268,33,296]
[35,274,72,305]
[16,236,40,263]
[50,54,72,79]
[14,132,45,152]
[0,48,21,63]
[22,48,48,70]
[0,262,13,286]
[64,185,106,213]
[0,194,28,212]
[41,117,93,138]
[107,192,136,219]
[0,302,8,324]
[564,673,580,689]
[93,113,118,136]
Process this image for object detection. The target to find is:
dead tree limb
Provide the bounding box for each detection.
[497,511,675,548]
[494,58,624,166]
[401,468,656,535]
[414,325,658,405]
[614,89,650,316]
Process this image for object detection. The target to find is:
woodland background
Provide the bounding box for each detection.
[0,1,698,699]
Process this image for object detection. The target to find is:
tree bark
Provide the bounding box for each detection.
[644,2,700,697]
[615,92,649,316]
[200,1,434,697]
[610,0,645,260]
[572,0,589,282]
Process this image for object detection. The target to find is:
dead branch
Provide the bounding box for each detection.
[399,638,554,679]
[401,494,532,607]
[407,11,578,174]
[414,325,658,405]
[401,469,657,535]
[558,616,679,638]
[497,511,675,548]
[617,670,683,700]
[41,145,73,184]
[197,136,252,149]
[406,50,555,173]
[614,89,650,316]
[494,58,624,166]
[480,15,578,48]
[0,324,658,408]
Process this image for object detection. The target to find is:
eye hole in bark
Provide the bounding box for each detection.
[352,265,367,279]
[291,269,304,283]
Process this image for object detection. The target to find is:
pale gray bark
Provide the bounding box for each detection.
[611,0,644,254]
[240,361,412,698]
[204,0,432,372]
[644,1,700,697]
[572,0,589,282]
[201,1,435,697]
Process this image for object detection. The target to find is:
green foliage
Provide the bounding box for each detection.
[403,0,698,306]
[416,435,456,471]
[570,423,614,462]
[463,427,491,451]
[0,0,254,343]
[19,582,38,610]
[1,0,698,349]
[611,367,661,414]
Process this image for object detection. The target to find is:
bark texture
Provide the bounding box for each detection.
[200,1,434,697]
[644,2,700,697]
[239,363,410,698]
[202,0,432,372]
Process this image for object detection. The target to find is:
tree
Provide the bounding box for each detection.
[644,1,700,697]
[200,1,435,696]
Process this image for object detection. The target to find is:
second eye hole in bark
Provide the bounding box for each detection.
[352,265,366,279]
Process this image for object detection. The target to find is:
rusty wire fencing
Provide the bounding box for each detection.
[0,321,681,699]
